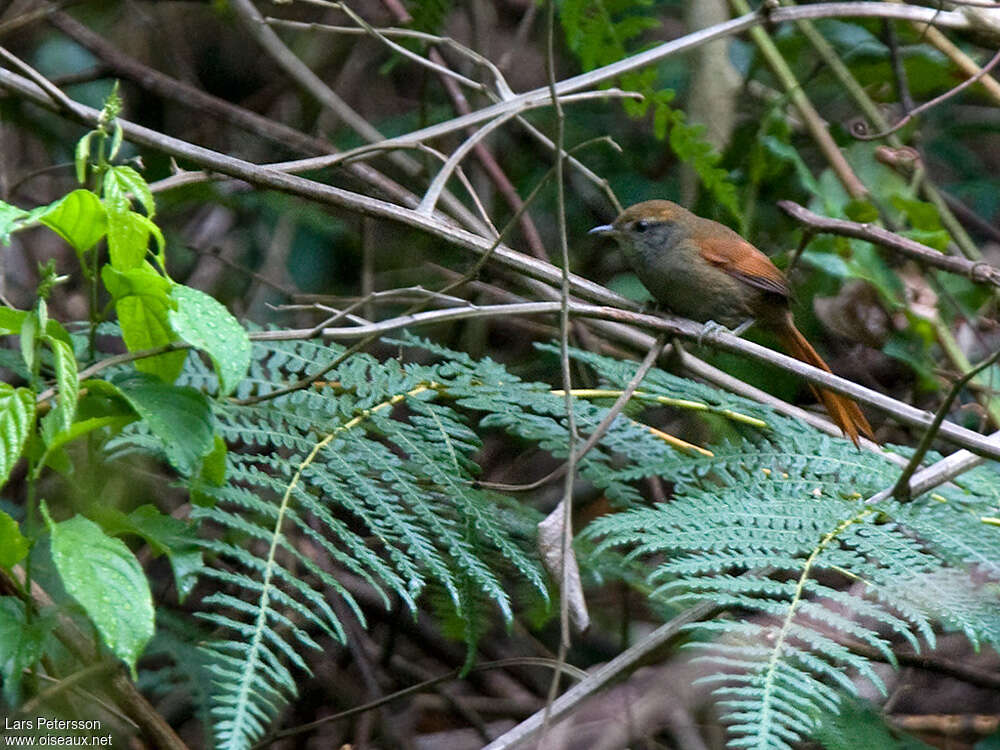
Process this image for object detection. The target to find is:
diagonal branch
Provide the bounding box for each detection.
[6,68,1000,459]
[778,201,1000,286]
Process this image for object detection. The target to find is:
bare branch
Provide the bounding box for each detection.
[778,201,1000,285]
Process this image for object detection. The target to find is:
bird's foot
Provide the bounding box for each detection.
[697,318,755,346]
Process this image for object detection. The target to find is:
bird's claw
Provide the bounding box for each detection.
[697,318,754,347]
[697,320,727,347]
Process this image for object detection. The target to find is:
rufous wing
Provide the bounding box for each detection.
[698,235,790,299]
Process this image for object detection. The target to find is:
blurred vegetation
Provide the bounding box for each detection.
[1,1,999,749]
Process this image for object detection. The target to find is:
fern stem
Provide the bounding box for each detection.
[551,388,768,427]
[755,508,874,747]
[223,382,432,747]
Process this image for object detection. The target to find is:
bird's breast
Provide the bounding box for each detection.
[625,241,755,327]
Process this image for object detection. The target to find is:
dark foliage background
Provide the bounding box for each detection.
[2,1,1000,749]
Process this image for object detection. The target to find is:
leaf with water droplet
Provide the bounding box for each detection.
[44,505,154,676]
[168,285,251,396]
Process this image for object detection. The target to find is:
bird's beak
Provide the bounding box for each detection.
[589,223,615,237]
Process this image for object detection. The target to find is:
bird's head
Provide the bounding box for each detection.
[589,200,695,256]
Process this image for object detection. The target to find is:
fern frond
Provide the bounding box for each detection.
[156,338,556,749]
[109,334,999,749]
[577,343,1000,749]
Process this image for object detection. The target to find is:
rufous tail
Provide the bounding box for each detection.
[775,319,875,446]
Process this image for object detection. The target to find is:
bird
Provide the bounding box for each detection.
[590,199,875,446]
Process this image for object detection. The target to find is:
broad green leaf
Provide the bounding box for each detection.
[112,371,214,476]
[169,285,251,395]
[0,384,34,489]
[38,380,138,469]
[802,246,851,279]
[0,511,28,568]
[44,508,154,675]
[106,207,152,270]
[38,189,107,255]
[0,307,26,336]
[44,318,74,349]
[97,505,202,601]
[0,202,30,244]
[891,196,950,251]
[906,228,950,252]
[847,242,905,302]
[103,165,156,217]
[0,597,49,704]
[102,264,185,382]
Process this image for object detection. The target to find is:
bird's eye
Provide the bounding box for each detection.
[632,220,650,232]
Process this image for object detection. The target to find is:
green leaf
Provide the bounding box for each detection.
[38,380,139,469]
[75,131,95,184]
[97,505,202,602]
[191,434,227,508]
[0,307,26,336]
[19,313,37,373]
[844,199,880,224]
[42,415,137,467]
[112,371,214,476]
[200,434,227,486]
[0,202,30,244]
[45,319,73,350]
[108,122,124,162]
[38,189,108,256]
[103,165,156,217]
[45,336,79,435]
[168,285,251,396]
[44,507,155,675]
[0,597,49,704]
[106,207,154,271]
[906,228,950,252]
[891,195,943,231]
[763,135,821,198]
[101,264,186,382]
[0,384,35,490]
[0,511,29,568]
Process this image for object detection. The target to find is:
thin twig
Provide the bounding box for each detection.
[9,70,1000,458]
[46,10,486,233]
[317,2,485,92]
[229,4,976,167]
[884,19,916,114]
[730,0,868,198]
[416,90,640,217]
[778,200,1000,286]
[478,333,671,492]
[866,431,999,507]
[855,47,1000,140]
[0,45,76,113]
[251,657,588,748]
[543,0,580,735]
[227,0,414,173]
[481,602,718,750]
[889,349,1000,501]
[900,5,1000,107]
[296,2,548,257]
